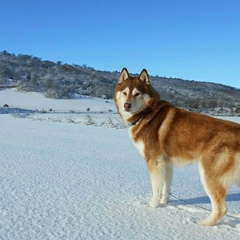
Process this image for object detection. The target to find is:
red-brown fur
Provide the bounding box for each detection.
[114,68,240,226]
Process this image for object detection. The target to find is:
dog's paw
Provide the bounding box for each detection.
[160,197,169,204]
[197,217,217,226]
[149,198,159,208]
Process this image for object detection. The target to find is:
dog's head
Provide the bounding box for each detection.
[114,68,160,123]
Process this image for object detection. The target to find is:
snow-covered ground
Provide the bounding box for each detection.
[1,89,240,239]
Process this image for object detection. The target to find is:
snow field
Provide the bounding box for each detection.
[1,89,240,239]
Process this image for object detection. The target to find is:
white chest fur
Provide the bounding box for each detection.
[128,127,145,157]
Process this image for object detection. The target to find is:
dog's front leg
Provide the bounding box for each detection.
[147,159,165,208]
[160,162,172,204]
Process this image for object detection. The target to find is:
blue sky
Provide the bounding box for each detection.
[1,0,240,88]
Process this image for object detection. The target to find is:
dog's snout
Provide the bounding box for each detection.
[124,103,131,111]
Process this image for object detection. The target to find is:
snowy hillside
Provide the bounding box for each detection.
[0,89,125,129]
[2,52,240,115]
[1,89,240,239]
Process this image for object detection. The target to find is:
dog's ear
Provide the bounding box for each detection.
[139,69,150,84]
[118,68,130,84]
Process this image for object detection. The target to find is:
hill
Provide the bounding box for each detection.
[1,50,240,115]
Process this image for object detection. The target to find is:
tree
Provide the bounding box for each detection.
[208,100,217,109]
[2,50,8,56]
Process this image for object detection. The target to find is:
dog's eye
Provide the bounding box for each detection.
[123,92,127,96]
[134,93,140,97]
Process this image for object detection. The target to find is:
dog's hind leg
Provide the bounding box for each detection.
[147,158,166,208]
[198,163,227,226]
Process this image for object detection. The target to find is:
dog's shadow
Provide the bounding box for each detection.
[170,193,240,226]
[171,192,240,205]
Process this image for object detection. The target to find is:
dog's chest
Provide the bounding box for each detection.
[128,127,145,157]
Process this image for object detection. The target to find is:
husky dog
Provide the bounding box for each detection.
[114,68,240,226]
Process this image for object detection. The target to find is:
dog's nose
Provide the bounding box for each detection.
[124,103,131,111]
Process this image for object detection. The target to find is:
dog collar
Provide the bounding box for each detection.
[128,117,143,126]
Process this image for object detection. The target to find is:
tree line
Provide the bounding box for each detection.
[1,50,240,115]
